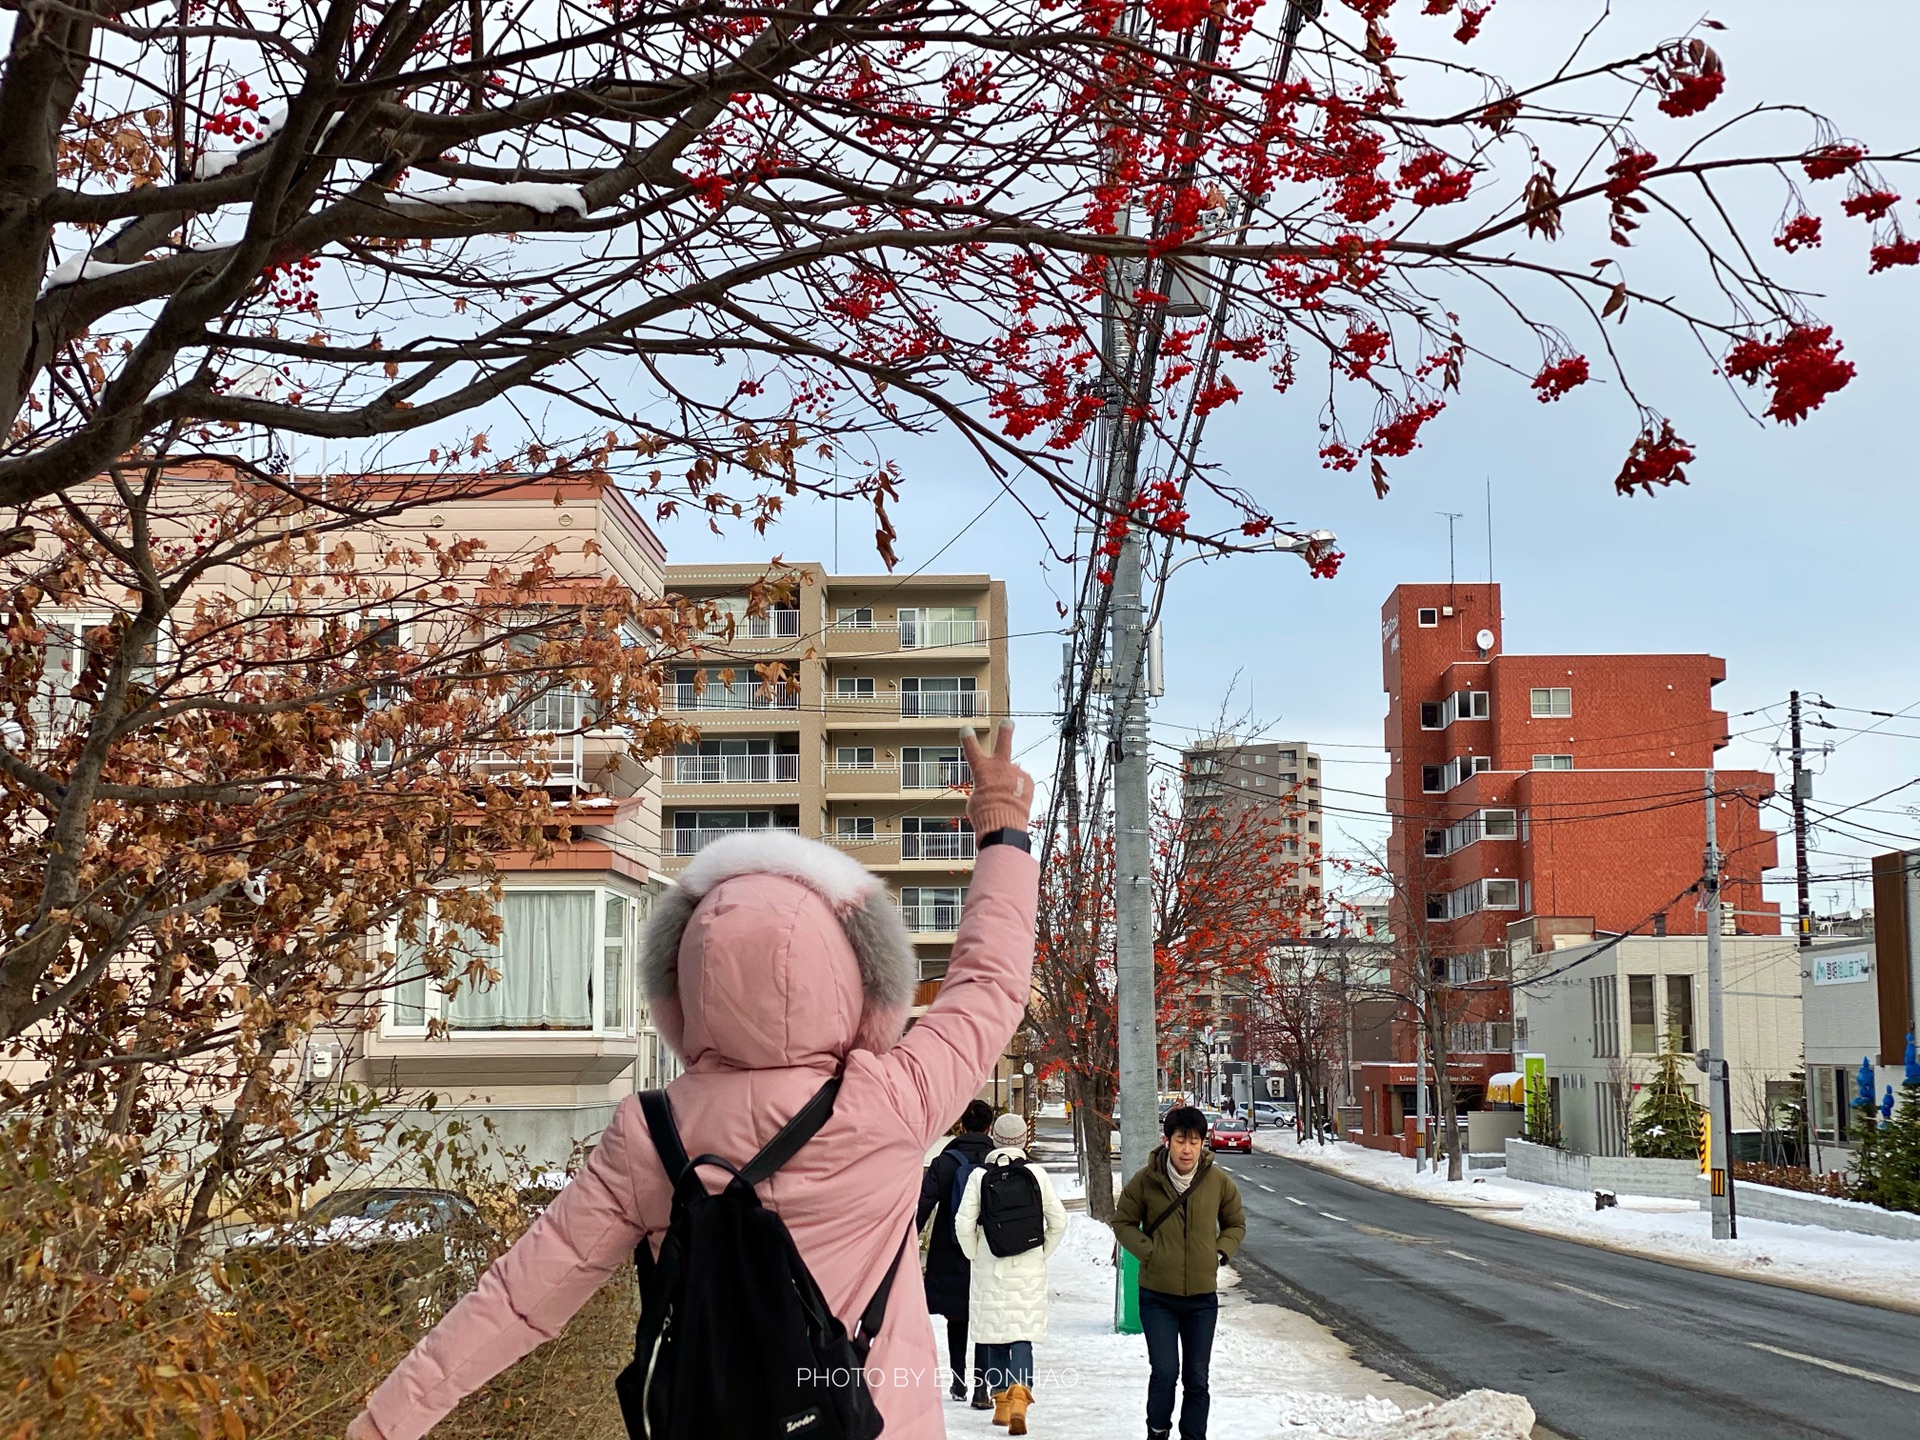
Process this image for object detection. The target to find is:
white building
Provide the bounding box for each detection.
[1513,934,1803,1156]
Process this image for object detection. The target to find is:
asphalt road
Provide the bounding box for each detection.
[1211,1145,1920,1440]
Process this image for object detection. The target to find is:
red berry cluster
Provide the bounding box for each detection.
[1773,214,1822,252]
[204,80,265,140]
[1614,419,1694,495]
[1723,324,1854,425]
[1530,355,1589,402]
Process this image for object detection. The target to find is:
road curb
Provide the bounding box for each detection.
[1253,1139,1920,1320]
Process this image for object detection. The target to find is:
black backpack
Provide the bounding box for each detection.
[977,1157,1046,1258]
[615,1079,909,1440]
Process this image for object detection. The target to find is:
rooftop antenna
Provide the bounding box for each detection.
[1485,477,1494,586]
[1437,511,1463,585]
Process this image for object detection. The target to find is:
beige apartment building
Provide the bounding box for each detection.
[331,479,673,1164]
[12,470,673,1172]
[660,563,1010,990]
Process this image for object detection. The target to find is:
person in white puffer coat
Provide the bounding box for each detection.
[953,1112,1068,1436]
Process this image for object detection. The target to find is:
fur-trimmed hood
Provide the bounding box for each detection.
[640,831,917,1068]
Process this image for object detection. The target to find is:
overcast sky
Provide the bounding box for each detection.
[665,1,1920,924]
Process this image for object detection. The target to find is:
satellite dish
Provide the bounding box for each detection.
[1475,628,1496,651]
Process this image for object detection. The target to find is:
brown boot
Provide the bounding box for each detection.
[991,1389,1012,1427]
[1005,1383,1033,1436]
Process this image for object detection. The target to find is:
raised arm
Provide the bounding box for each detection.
[346,1096,652,1440]
[873,721,1039,1146]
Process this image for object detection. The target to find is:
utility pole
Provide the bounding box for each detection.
[1414,997,1428,1172]
[1704,772,1735,1239]
[1788,690,1813,948]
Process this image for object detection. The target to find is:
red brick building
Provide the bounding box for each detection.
[1359,582,1779,1143]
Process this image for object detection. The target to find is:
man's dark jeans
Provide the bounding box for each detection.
[1139,1287,1218,1439]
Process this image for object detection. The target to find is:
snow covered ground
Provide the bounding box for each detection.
[965,1206,1536,1439]
[1251,1131,1920,1312]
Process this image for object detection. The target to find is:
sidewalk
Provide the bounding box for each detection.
[1252,1130,1920,1314]
[991,1167,1536,1438]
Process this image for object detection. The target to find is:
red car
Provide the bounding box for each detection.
[1208,1117,1252,1153]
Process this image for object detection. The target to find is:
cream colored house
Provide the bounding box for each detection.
[340,478,674,1165]
[1512,933,1804,1155]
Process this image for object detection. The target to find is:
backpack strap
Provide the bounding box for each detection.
[738,1075,841,1187]
[853,1223,914,1351]
[638,1090,690,1185]
[638,1077,840,1193]
[1142,1183,1193,1238]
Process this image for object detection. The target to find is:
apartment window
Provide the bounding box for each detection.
[834,746,875,769]
[1306,820,1319,834]
[1483,879,1520,909]
[900,675,979,717]
[1279,750,1297,762]
[1251,754,1266,766]
[1627,974,1658,1054]
[389,888,636,1036]
[1443,690,1490,724]
[1665,974,1696,1053]
[835,606,875,627]
[836,815,876,839]
[1252,775,1266,788]
[1482,808,1518,840]
[1425,894,1446,921]
[1420,701,1443,730]
[1417,608,1439,627]
[1424,829,1446,857]
[1421,765,1444,793]
[1590,975,1620,1058]
[835,676,875,697]
[1532,754,1574,771]
[602,893,629,1031]
[1530,687,1573,718]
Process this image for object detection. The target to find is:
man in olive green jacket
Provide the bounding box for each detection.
[1111,1107,1246,1440]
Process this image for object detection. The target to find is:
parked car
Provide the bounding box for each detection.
[1208,1117,1253,1153]
[224,1187,497,1320]
[1251,1102,1287,1128]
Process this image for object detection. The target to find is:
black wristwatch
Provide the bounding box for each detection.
[976,827,1032,854]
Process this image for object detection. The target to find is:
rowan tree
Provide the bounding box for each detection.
[0,0,1905,551]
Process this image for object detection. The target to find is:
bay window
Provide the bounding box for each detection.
[385,887,639,1036]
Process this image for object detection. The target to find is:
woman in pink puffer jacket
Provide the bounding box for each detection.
[346,724,1037,1440]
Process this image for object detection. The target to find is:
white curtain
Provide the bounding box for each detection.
[449,891,594,1030]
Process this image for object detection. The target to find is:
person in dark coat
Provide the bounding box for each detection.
[918,1098,996,1405]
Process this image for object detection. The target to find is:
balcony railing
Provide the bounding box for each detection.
[701,610,800,641]
[671,753,801,784]
[902,830,976,861]
[900,619,989,649]
[899,902,966,933]
[671,824,800,855]
[900,691,982,719]
[902,759,971,790]
[667,681,800,711]
[471,688,589,786]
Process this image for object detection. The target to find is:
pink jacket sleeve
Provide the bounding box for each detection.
[874,842,1038,1147]
[363,1095,651,1440]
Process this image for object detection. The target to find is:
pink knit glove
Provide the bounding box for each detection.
[345,1410,385,1440]
[961,721,1034,834]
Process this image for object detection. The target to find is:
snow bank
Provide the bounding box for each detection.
[390,181,590,217]
[1024,1212,1534,1439]
[1252,1131,1920,1312]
